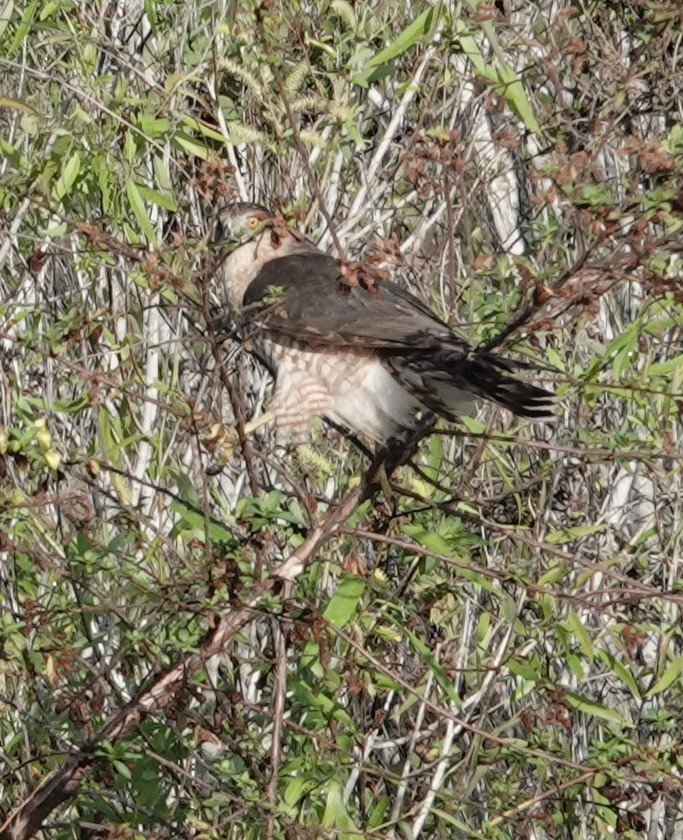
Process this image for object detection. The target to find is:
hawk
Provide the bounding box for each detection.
[213,203,553,444]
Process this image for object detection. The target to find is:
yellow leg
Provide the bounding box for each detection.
[243,409,276,436]
[374,460,393,499]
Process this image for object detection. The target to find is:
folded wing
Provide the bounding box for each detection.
[241,252,555,421]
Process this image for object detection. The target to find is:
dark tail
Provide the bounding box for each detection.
[453,351,555,419]
[391,348,556,421]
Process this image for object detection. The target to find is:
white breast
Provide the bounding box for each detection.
[328,357,424,441]
[264,334,424,442]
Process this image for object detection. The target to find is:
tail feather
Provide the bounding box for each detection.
[455,355,555,419]
[389,348,556,422]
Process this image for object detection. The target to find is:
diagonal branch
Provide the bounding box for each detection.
[0,467,380,840]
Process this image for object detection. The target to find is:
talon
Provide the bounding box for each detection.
[372,461,393,499]
[201,411,277,470]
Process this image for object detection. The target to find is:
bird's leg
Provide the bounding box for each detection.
[374,460,394,499]
[243,409,277,436]
[366,415,436,497]
[368,444,397,500]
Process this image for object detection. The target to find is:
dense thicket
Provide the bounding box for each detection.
[1,1,682,838]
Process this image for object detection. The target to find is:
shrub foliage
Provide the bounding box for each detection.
[1,1,682,838]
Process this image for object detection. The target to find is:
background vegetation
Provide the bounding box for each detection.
[1,0,682,837]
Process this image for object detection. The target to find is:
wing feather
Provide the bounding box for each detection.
[241,250,555,420]
[244,253,461,352]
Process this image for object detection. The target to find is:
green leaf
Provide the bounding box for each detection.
[123,130,137,162]
[0,96,37,114]
[53,151,81,202]
[564,692,633,727]
[365,5,440,68]
[321,779,358,831]
[321,780,342,827]
[172,130,209,159]
[38,0,57,20]
[6,0,35,53]
[495,63,540,134]
[112,759,132,780]
[453,19,539,134]
[323,576,365,628]
[135,183,177,211]
[402,523,452,556]
[153,153,173,193]
[283,774,306,807]
[545,523,606,544]
[98,407,121,465]
[0,0,14,39]
[169,500,234,544]
[430,808,487,836]
[139,114,171,137]
[173,470,201,506]
[537,563,569,586]
[647,656,683,697]
[368,795,390,829]
[565,611,594,659]
[126,180,158,244]
[0,136,23,168]
[509,657,541,683]
[565,652,585,679]
[453,19,488,77]
[595,650,641,700]
[647,353,683,376]
[180,115,227,144]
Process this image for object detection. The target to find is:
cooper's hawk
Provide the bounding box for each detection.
[214,203,553,444]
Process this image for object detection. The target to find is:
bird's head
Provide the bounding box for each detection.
[211,202,309,307]
[213,202,273,248]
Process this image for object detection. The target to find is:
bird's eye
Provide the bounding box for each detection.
[248,217,259,229]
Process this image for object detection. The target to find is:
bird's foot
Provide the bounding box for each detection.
[372,460,394,499]
[202,410,277,471]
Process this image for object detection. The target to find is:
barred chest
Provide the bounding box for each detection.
[247,331,423,443]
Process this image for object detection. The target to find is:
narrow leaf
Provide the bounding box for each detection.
[126,180,157,244]
[321,780,343,828]
[53,151,81,202]
[495,64,540,134]
[545,523,606,544]
[6,0,35,53]
[366,6,438,68]
[647,656,683,697]
[135,183,177,211]
[0,0,14,39]
[564,692,633,727]
[0,97,37,114]
[172,131,209,159]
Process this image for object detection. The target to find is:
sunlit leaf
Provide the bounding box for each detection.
[126,179,158,244]
[323,576,365,628]
[564,692,634,727]
[53,151,81,202]
[647,656,683,697]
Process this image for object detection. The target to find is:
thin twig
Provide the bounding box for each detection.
[0,455,390,840]
[265,618,288,839]
[255,17,344,258]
